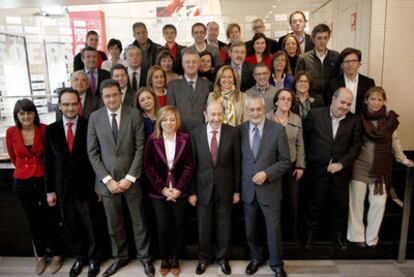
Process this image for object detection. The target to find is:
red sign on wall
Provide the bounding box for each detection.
[69,11,107,55]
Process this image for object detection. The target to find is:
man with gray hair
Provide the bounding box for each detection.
[131,22,161,71]
[167,48,211,132]
[239,92,290,277]
[303,87,361,250]
[56,70,102,121]
[125,44,147,92]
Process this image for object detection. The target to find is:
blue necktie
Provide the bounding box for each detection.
[252,126,260,159]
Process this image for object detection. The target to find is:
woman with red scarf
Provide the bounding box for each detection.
[347,87,413,248]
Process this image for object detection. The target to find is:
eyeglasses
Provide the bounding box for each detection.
[297,80,309,84]
[342,59,359,65]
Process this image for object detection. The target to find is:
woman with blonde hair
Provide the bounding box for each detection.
[147,65,168,107]
[207,65,246,126]
[144,106,193,276]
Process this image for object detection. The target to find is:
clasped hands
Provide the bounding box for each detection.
[162,187,181,202]
[106,178,132,194]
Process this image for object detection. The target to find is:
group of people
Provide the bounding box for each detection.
[6,9,413,277]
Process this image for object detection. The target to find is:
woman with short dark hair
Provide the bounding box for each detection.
[102,38,128,71]
[6,99,63,275]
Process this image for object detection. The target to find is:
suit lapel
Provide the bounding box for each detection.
[333,115,348,143]
[154,137,168,167]
[116,105,128,150]
[57,120,70,155]
[242,122,254,159]
[173,133,186,167]
[323,108,334,141]
[83,92,93,117]
[100,108,117,148]
[201,125,214,166]
[256,119,271,160]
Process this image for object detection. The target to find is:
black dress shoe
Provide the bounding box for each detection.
[70,260,86,277]
[246,261,262,275]
[334,237,348,250]
[195,262,207,275]
[219,261,231,275]
[102,259,128,277]
[142,261,155,277]
[87,260,100,277]
[353,242,366,248]
[274,266,287,277]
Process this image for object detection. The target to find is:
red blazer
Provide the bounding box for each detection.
[245,54,273,71]
[6,124,47,179]
[144,132,193,199]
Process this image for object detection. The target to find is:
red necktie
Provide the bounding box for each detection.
[67,122,74,153]
[79,100,83,116]
[210,130,218,165]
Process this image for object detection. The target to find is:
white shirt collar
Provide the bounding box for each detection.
[207,123,221,134]
[344,73,359,83]
[63,115,78,126]
[249,118,265,133]
[107,105,122,117]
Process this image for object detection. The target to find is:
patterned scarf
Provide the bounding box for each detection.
[361,105,399,194]
[218,90,237,126]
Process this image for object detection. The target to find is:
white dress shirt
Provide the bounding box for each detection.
[163,133,176,170]
[62,115,78,139]
[316,49,328,63]
[184,75,197,90]
[207,123,221,151]
[344,73,359,113]
[127,67,142,89]
[330,111,346,139]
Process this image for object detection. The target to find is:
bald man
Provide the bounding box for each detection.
[303,88,361,250]
[189,100,240,275]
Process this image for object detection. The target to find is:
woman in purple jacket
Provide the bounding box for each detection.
[144,105,193,276]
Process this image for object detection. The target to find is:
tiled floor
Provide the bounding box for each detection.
[0,257,413,276]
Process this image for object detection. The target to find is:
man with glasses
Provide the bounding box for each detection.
[245,19,279,55]
[329,48,375,113]
[246,63,278,113]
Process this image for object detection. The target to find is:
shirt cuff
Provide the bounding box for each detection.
[102,175,112,184]
[125,175,137,183]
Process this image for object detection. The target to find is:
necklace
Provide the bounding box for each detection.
[274,112,289,126]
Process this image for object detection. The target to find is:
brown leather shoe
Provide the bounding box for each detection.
[35,256,47,275]
[159,259,170,276]
[50,256,62,274]
[170,256,181,276]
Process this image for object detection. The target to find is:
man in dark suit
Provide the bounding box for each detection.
[296,24,340,104]
[239,93,291,277]
[328,48,375,113]
[220,41,255,92]
[277,11,314,53]
[87,79,154,277]
[131,22,161,71]
[245,19,279,55]
[56,70,102,121]
[82,46,111,97]
[304,88,362,250]
[111,64,137,107]
[125,45,147,92]
[167,48,211,133]
[45,88,101,277]
[189,100,241,275]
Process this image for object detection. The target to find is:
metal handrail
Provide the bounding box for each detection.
[398,166,414,263]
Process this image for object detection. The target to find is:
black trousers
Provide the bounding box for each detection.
[59,196,101,261]
[305,170,350,239]
[197,187,232,263]
[151,198,186,259]
[14,177,63,257]
[282,165,299,241]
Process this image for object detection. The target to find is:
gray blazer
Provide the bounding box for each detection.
[87,105,145,195]
[266,111,305,169]
[167,77,210,132]
[122,87,137,107]
[238,118,291,205]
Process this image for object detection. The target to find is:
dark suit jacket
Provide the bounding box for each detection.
[56,91,102,121]
[44,117,96,202]
[238,119,291,205]
[144,132,193,199]
[328,74,375,113]
[219,61,256,92]
[87,105,145,195]
[190,123,241,206]
[122,87,137,107]
[304,107,362,176]
[83,69,111,97]
[167,77,210,132]
[127,67,147,90]
[277,32,314,53]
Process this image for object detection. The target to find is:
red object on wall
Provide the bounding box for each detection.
[69,11,107,56]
